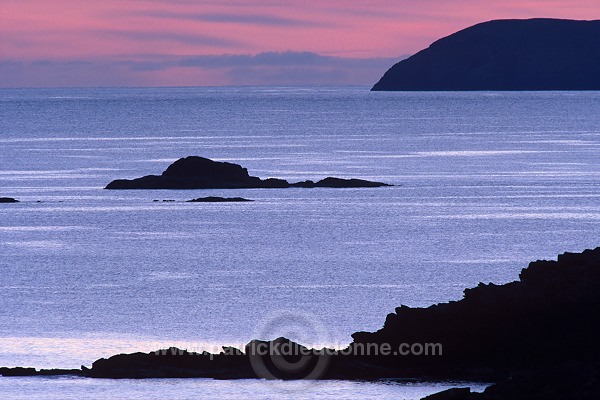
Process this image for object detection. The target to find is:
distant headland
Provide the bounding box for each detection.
[372,18,600,91]
[105,156,392,190]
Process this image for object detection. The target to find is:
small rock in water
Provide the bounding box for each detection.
[187,197,253,203]
[105,156,392,189]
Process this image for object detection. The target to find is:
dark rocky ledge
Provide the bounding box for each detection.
[0,197,19,203]
[0,367,83,377]
[2,247,600,399]
[105,156,392,189]
[291,177,389,188]
[187,197,253,203]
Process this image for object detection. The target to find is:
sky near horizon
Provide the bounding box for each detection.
[1,1,599,87]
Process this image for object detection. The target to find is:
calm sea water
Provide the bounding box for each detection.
[1,86,600,398]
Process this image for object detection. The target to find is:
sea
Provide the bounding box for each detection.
[1,86,600,399]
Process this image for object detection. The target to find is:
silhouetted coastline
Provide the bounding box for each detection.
[3,247,600,399]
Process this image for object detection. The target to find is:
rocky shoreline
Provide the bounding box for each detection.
[2,248,599,399]
[105,156,392,190]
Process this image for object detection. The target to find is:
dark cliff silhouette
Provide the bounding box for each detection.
[105,156,391,189]
[372,18,600,91]
[3,247,600,398]
[3,247,600,396]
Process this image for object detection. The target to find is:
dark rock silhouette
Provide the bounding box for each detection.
[0,367,82,377]
[106,157,268,189]
[2,247,600,399]
[351,248,600,375]
[87,337,331,379]
[0,197,19,203]
[422,388,472,400]
[105,156,391,189]
[422,362,600,400]
[372,19,600,91]
[187,197,253,202]
[292,177,390,188]
[0,367,37,376]
[87,348,253,379]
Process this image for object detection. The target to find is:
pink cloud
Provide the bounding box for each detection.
[0,0,599,86]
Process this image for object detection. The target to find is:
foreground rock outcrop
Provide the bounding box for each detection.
[351,248,600,374]
[372,18,600,91]
[2,247,600,399]
[422,361,600,400]
[105,156,391,189]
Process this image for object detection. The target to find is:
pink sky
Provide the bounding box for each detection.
[1,0,599,86]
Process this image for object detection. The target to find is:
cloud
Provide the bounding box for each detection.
[178,52,343,68]
[130,10,326,28]
[94,29,242,48]
[0,52,402,87]
[3,0,598,86]
[179,51,401,85]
